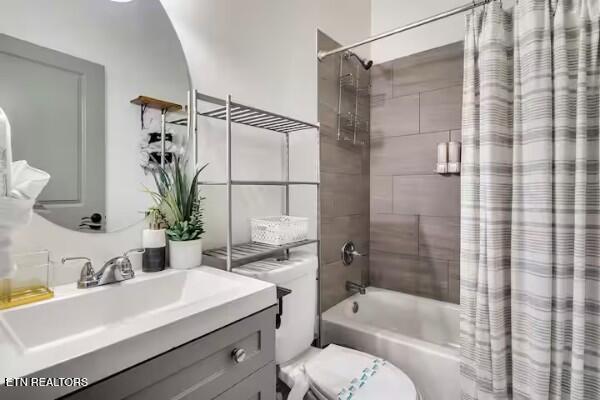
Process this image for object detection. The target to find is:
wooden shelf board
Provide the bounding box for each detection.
[130,95,182,111]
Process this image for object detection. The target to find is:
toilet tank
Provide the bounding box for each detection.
[234,252,318,364]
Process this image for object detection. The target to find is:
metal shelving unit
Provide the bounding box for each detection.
[186,90,321,272]
[203,239,319,269]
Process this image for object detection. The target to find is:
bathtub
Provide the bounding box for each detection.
[321,287,460,400]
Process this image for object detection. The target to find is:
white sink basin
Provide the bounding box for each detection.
[2,268,240,350]
[0,266,276,396]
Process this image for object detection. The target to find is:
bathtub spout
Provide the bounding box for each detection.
[346,281,366,295]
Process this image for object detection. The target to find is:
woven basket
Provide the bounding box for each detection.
[251,216,308,245]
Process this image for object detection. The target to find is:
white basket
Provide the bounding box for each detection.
[251,216,309,245]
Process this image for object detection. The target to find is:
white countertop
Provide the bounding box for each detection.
[0,266,276,399]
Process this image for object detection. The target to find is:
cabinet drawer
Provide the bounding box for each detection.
[63,306,276,400]
[212,362,275,400]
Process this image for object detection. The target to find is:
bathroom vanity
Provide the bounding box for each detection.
[64,306,276,400]
[0,268,277,400]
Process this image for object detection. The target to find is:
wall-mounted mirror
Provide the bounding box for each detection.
[0,0,190,232]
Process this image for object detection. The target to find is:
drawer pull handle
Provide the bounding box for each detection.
[231,348,247,364]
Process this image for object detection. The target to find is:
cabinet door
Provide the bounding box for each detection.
[62,306,276,400]
[212,362,275,400]
[0,34,105,230]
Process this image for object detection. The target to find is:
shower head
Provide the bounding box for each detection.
[344,51,373,70]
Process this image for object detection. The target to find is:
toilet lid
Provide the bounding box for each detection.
[303,344,418,400]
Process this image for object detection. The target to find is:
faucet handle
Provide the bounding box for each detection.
[110,249,143,279]
[341,241,368,266]
[121,249,144,275]
[78,262,97,287]
[62,257,98,289]
[124,248,145,258]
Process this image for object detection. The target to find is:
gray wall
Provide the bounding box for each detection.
[318,31,370,312]
[369,42,463,303]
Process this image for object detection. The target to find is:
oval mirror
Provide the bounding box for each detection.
[0,0,190,232]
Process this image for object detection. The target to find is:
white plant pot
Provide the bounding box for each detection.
[168,239,202,270]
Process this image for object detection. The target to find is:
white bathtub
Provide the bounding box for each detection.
[321,287,460,400]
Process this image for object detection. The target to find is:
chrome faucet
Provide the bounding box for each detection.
[62,249,144,289]
[346,281,366,295]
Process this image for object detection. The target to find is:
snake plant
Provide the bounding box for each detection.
[146,156,208,241]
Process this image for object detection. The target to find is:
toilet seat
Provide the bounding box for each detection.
[279,345,418,400]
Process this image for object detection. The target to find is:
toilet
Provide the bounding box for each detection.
[234,252,420,400]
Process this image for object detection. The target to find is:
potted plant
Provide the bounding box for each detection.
[147,157,207,269]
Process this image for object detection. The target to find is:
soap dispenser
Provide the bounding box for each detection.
[142,209,166,272]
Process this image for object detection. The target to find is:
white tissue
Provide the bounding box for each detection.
[11,160,50,199]
[0,107,12,197]
[0,158,50,278]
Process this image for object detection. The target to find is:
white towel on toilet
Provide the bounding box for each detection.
[303,345,417,400]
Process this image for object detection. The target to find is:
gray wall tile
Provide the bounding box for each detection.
[321,260,363,311]
[415,257,449,301]
[371,131,448,176]
[450,129,462,143]
[370,213,418,256]
[318,30,370,312]
[369,252,449,301]
[318,34,342,111]
[322,215,369,264]
[361,144,370,176]
[321,136,363,175]
[419,216,460,260]
[448,261,460,304]
[392,42,463,97]
[321,172,367,218]
[318,102,338,133]
[369,41,463,304]
[370,175,393,214]
[393,175,460,217]
[369,251,417,293]
[371,61,393,103]
[420,85,462,133]
[370,94,419,137]
[319,74,340,111]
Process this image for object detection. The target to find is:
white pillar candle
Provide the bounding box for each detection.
[448,141,461,174]
[437,142,448,163]
[448,141,461,163]
[436,142,448,174]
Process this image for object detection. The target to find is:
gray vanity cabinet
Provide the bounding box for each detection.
[213,362,275,400]
[62,306,276,400]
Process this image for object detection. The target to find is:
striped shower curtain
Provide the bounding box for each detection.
[460,0,600,399]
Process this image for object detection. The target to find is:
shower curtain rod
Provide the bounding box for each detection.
[317,0,493,61]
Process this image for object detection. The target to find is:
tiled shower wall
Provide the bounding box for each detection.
[318,31,370,312]
[369,42,463,304]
